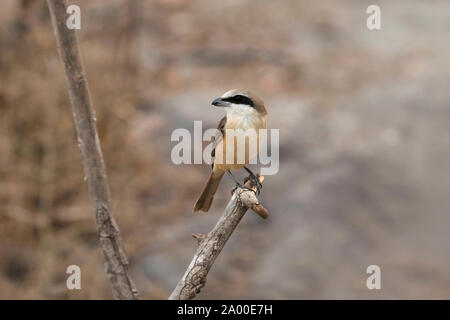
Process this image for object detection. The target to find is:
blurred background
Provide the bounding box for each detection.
[1,0,450,299]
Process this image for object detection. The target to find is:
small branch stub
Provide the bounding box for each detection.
[250,202,269,219]
[192,233,206,245]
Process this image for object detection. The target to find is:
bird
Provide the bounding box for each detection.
[193,89,267,212]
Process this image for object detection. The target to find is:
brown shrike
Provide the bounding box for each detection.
[193,89,267,212]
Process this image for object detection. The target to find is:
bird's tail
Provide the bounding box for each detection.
[193,171,225,212]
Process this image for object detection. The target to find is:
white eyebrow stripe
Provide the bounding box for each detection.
[221,89,235,98]
[221,89,249,99]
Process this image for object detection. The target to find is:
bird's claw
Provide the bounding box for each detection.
[228,169,261,195]
[231,182,256,195]
[254,177,262,194]
[243,167,262,195]
[244,174,262,195]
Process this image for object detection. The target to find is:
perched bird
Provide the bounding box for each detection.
[193,89,267,212]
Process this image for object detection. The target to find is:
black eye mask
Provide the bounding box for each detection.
[222,95,254,107]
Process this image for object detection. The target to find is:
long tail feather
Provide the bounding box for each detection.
[193,171,225,212]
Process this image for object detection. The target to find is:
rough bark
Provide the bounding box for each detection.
[47,0,138,299]
[169,176,268,300]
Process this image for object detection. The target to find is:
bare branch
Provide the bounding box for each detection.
[169,175,268,300]
[46,0,138,299]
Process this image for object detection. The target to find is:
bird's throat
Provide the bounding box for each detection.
[225,112,266,131]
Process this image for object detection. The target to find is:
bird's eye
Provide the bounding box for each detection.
[223,95,254,107]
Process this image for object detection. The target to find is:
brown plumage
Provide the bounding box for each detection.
[193,89,267,212]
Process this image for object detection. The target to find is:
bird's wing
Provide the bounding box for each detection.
[211,116,227,160]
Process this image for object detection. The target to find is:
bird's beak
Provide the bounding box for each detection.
[211,98,228,107]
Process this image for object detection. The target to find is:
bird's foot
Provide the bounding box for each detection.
[228,169,260,194]
[231,181,255,195]
[244,167,262,194]
[244,174,262,195]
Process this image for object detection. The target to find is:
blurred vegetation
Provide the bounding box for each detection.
[0,0,179,299]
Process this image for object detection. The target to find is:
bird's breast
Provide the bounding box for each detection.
[214,114,266,170]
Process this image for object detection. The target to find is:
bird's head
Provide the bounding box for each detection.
[211,89,267,116]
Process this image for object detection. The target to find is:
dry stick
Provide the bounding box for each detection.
[169,175,269,300]
[47,0,138,300]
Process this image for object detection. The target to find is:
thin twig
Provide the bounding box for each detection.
[47,0,139,299]
[169,175,269,300]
